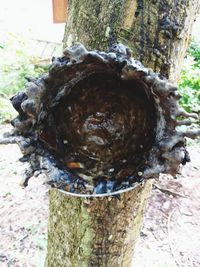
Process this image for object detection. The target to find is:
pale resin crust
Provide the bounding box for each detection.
[2,43,199,194]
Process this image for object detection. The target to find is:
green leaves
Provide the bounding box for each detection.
[178,40,200,115]
[188,40,200,69]
[0,33,48,123]
[0,33,48,97]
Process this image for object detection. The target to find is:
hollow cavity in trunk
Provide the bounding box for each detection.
[39,73,156,184]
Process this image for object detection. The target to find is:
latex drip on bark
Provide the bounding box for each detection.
[1,43,199,195]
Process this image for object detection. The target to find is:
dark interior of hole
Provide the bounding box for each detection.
[39,73,156,182]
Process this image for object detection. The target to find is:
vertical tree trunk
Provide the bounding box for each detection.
[46,184,152,267]
[45,1,200,266]
[63,0,200,82]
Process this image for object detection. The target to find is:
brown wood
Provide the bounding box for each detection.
[45,182,152,267]
[52,0,67,23]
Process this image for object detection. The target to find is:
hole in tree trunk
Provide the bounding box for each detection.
[39,72,156,183]
[7,44,197,194]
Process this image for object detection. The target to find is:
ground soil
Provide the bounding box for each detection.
[0,125,200,267]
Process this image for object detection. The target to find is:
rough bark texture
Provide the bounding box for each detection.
[46,181,152,267]
[45,1,200,266]
[63,0,200,82]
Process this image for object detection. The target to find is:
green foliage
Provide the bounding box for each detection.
[0,33,48,123]
[178,40,200,114]
[0,33,48,96]
[188,40,200,68]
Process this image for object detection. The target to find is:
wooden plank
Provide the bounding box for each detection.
[52,0,67,23]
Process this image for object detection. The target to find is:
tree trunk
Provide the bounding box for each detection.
[46,183,152,267]
[63,0,200,82]
[45,1,200,266]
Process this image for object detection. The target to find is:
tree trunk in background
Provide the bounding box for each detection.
[45,1,200,266]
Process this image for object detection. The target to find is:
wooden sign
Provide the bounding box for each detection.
[52,0,67,23]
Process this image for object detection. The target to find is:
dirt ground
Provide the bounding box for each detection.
[0,125,200,267]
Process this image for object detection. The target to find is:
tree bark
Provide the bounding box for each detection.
[63,0,200,82]
[46,183,152,267]
[45,1,200,266]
